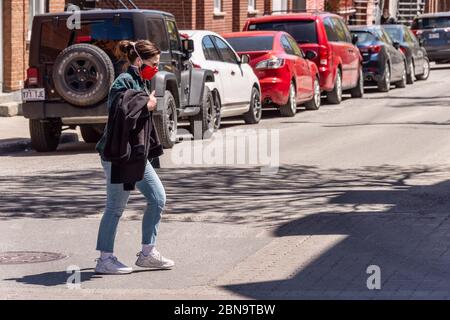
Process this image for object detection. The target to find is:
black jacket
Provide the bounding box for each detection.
[103,89,164,191]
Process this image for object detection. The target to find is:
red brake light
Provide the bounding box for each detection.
[360,45,382,54]
[27,67,38,86]
[75,35,92,43]
[192,62,201,69]
[399,47,407,55]
[319,45,329,66]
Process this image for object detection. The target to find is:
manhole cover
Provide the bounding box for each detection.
[0,251,67,265]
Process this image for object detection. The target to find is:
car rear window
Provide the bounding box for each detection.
[383,27,403,42]
[248,20,317,44]
[39,18,135,63]
[351,31,377,43]
[225,36,274,52]
[412,16,450,29]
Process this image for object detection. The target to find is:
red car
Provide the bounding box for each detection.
[223,31,321,117]
[243,12,364,104]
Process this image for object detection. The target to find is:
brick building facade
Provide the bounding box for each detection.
[426,0,450,12]
[2,0,327,93]
[1,0,65,92]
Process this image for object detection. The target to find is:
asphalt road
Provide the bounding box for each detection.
[1,63,450,299]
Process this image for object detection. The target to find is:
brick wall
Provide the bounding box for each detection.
[233,0,266,31]
[3,0,27,92]
[426,0,450,13]
[2,0,65,92]
[50,0,66,12]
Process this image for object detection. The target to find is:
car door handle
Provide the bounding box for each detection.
[231,71,236,76]
[213,69,219,75]
[348,49,354,53]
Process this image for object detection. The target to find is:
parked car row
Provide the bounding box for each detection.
[21,8,434,153]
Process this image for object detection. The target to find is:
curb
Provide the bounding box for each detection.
[0,102,22,117]
[0,133,80,155]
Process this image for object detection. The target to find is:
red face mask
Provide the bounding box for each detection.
[140,64,158,80]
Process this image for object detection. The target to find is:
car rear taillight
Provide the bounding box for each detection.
[255,57,284,69]
[399,47,407,55]
[411,29,423,37]
[27,67,38,86]
[360,45,382,54]
[75,35,92,43]
[192,62,201,69]
[319,45,329,66]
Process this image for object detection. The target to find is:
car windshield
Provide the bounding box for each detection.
[248,20,317,44]
[384,27,403,42]
[351,31,377,43]
[225,36,274,52]
[412,16,450,29]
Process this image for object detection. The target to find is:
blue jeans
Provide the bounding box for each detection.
[96,158,166,253]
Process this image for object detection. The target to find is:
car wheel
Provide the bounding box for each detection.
[80,124,104,143]
[416,57,430,80]
[350,67,364,98]
[327,69,342,104]
[305,77,321,110]
[280,82,297,117]
[243,86,262,124]
[406,60,415,84]
[29,118,62,152]
[377,63,391,92]
[189,86,215,139]
[395,62,407,88]
[154,90,178,149]
[52,44,115,107]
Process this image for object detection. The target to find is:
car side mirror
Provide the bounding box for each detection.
[182,39,194,54]
[419,38,425,46]
[240,54,250,64]
[393,41,401,50]
[352,34,358,45]
[304,50,317,60]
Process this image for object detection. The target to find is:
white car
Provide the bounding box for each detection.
[181,30,262,129]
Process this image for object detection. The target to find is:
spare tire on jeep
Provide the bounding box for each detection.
[52,43,115,107]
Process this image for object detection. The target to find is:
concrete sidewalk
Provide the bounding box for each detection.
[0,116,81,154]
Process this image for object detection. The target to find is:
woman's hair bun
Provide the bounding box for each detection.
[118,40,133,54]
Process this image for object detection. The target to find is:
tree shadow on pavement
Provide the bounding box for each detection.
[221,173,450,299]
[3,164,450,297]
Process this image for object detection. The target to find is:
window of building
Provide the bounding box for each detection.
[293,0,306,12]
[214,0,222,14]
[28,0,46,40]
[248,0,256,12]
[272,0,288,14]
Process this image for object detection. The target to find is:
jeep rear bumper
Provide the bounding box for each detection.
[22,101,108,123]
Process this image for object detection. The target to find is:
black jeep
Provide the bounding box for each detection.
[22,8,215,151]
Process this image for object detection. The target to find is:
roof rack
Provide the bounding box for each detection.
[115,0,139,9]
[66,0,139,10]
[263,9,327,16]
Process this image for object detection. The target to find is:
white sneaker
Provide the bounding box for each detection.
[95,256,133,275]
[135,250,175,269]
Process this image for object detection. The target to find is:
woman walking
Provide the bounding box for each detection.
[94,40,174,274]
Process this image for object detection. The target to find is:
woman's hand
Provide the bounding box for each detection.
[147,90,157,112]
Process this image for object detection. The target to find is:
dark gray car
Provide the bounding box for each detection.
[411,12,450,64]
[383,24,431,83]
